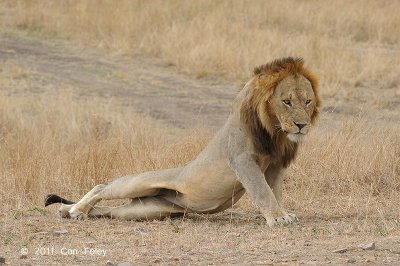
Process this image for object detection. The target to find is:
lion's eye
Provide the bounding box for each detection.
[283,100,292,106]
[305,99,312,106]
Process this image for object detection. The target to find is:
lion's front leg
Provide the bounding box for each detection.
[229,153,297,227]
[265,167,298,224]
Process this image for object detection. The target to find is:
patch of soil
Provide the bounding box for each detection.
[0,33,236,129]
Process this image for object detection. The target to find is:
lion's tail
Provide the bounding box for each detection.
[44,194,75,207]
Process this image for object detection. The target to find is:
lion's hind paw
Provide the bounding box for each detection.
[69,207,88,220]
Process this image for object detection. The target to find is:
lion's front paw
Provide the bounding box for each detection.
[69,206,88,220]
[265,213,298,227]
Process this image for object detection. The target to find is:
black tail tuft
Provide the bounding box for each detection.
[44,194,75,207]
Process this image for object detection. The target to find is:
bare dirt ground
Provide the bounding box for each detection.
[1,33,400,265]
[0,32,236,129]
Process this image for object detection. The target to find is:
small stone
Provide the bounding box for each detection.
[347,258,356,263]
[365,256,376,262]
[105,261,115,266]
[358,242,375,250]
[116,263,133,266]
[34,231,48,235]
[0,257,5,264]
[135,228,148,236]
[332,248,348,253]
[53,229,68,235]
[304,241,312,246]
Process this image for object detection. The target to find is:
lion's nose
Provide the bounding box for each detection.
[294,122,306,130]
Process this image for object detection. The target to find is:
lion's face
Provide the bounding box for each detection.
[268,75,317,142]
[241,58,320,153]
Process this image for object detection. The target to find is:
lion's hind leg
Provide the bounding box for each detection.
[87,197,185,220]
[68,167,183,220]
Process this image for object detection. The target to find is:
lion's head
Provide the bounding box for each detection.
[240,57,320,167]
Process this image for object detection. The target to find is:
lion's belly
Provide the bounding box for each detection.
[175,160,244,212]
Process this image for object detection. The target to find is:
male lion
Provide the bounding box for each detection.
[45,57,320,227]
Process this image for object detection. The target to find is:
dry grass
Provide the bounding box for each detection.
[1,1,400,264]
[287,118,400,220]
[1,0,399,93]
[1,90,399,264]
[1,92,399,229]
[0,93,211,215]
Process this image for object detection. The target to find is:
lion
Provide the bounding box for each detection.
[45,57,320,227]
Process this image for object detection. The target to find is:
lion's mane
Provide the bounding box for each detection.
[240,57,320,167]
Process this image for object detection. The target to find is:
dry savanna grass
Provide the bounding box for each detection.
[0,83,399,264]
[0,93,211,214]
[0,88,399,264]
[1,0,400,93]
[1,92,399,233]
[0,0,400,264]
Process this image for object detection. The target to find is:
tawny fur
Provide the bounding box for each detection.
[46,57,321,227]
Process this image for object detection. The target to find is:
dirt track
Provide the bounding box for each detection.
[0,33,237,128]
[1,33,400,265]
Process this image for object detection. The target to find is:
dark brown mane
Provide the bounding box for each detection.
[241,104,298,168]
[253,57,305,76]
[240,57,320,168]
